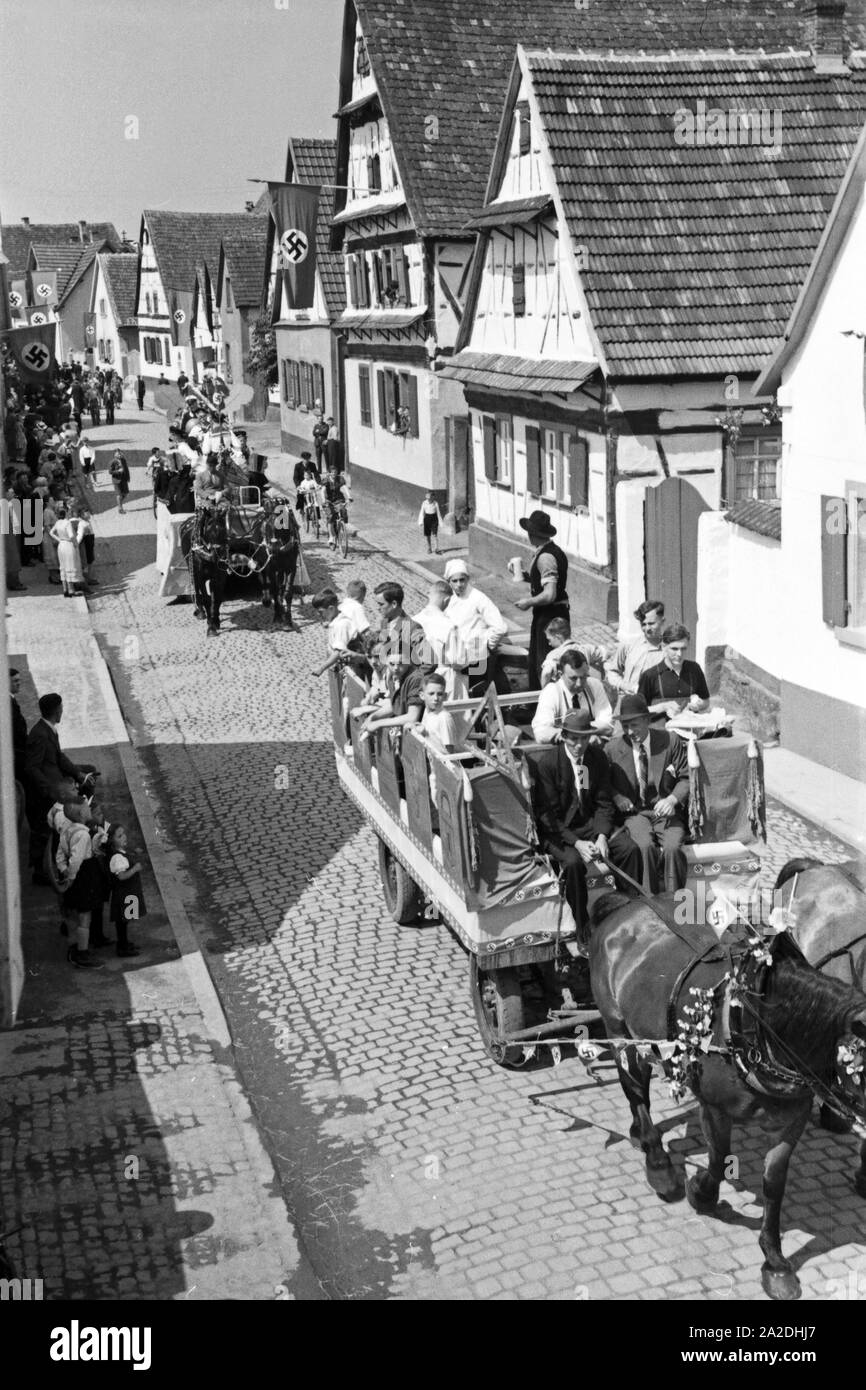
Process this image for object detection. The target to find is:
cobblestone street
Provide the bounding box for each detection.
[35,409,856,1303]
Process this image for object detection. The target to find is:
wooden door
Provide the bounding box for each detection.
[644,477,709,644]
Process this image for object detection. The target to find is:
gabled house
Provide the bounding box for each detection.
[215,215,269,421]
[444,38,866,623]
[90,253,139,377]
[135,210,260,386]
[693,120,866,779]
[267,137,346,454]
[190,262,218,380]
[27,239,112,360]
[331,0,866,528]
[2,219,120,280]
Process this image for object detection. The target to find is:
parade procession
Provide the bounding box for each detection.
[3,0,866,1348]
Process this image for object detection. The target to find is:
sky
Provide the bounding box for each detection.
[0,0,344,241]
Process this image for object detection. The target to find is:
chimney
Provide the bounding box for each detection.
[807,1,847,71]
[78,219,87,243]
[21,216,29,227]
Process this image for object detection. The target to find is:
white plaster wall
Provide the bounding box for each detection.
[726,525,783,671]
[494,73,549,201]
[346,357,460,491]
[615,481,648,640]
[471,410,608,567]
[774,182,866,707]
[695,511,731,662]
[469,222,594,362]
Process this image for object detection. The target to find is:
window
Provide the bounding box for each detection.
[376,368,419,436]
[822,488,866,634]
[482,414,513,487]
[313,363,325,412]
[358,364,373,427]
[527,424,589,508]
[516,99,531,157]
[290,361,301,406]
[106,340,114,363]
[99,298,107,318]
[224,344,232,383]
[348,253,371,309]
[356,35,370,77]
[373,246,411,307]
[145,292,152,314]
[367,153,381,193]
[729,430,782,502]
[224,277,233,312]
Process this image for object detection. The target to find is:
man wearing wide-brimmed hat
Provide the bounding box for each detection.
[513,509,570,690]
[532,709,642,945]
[606,693,689,894]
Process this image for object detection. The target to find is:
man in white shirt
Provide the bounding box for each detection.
[444,558,508,696]
[311,589,365,678]
[532,649,613,743]
[338,585,369,641]
[606,599,666,695]
[413,580,468,701]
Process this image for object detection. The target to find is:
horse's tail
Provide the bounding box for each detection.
[775,857,822,891]
[589,891,633,929]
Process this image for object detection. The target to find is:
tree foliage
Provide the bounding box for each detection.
[248,315,278,385]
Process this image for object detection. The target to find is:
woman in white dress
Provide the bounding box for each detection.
[49,508,84,597]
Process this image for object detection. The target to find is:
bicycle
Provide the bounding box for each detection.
[303,496,322,540]
[326,502,350,557]
[335,513,350,558]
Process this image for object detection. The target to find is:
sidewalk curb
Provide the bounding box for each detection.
[762,758,866,859]
[83,629,307,1288]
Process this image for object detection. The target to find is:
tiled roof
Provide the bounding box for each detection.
[439,350,597,392]
[287,137,346,319]
[466,194,553,229]
[220,216,269,306]
[99,253,138,326]
[524,51,866,376]
[144,211,261,291]
[29,242,102,302]
[353,0,866,238]
[725,499,782,540]
[1,221,120,277]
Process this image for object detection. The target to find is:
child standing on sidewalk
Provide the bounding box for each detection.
[108,825,147,957]
[417,491,443,554]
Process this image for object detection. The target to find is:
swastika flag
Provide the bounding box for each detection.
[268,181,319,312]
[28,269,58,306]
[8,279,28,316]
[0,321,57,383]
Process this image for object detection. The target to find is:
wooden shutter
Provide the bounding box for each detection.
[517,100,531,156]
[512,263,526,317]
[483,416,497,481]
[406,372,419,436]
[290,361,301,406]
[347,255,358,309]
[821,494,848,627]
[384,368,396,425]
[525,423,542,495]
[314,363,325,411]
[359,364,371,425]
[396,248,410,305]
[358,255,369,309]
[569,435,590,509]
[377,369,387,427]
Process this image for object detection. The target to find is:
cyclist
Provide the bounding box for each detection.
[323,462,352,549]
[297,463,323,530]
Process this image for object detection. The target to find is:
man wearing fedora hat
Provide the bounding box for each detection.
[514,510,570,690]
[533,709,642,945]
[606,693,689,894]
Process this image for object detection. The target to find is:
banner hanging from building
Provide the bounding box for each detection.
[26,306,52,327]
[83,311,97,352]
[268,181,319,311]
[28,269,58,307]
[170,288,193,347]
[8,279,28,316]
[0,321,57,384]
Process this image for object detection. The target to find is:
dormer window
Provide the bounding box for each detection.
[367,153,381,194]
[517,100,531,156]
[356,36,370,77]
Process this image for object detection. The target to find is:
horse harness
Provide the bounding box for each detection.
[803,861,866,979]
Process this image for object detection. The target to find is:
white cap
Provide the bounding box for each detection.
[444,558,470,579]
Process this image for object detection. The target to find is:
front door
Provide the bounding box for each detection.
[643,476,709,642]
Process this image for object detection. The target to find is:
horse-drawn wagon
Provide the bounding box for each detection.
[328,668,766,1066]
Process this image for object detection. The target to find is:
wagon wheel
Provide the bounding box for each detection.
[470,957,526,1068]
[377,840,424,925]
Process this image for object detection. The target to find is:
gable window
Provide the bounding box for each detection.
[482,414,513,488]
[358,364,373,427]
[106,340,114,363]
[728,430,782,503]
[99,298,107,318]
[516,99,531,157]
[145,292,152,314]
[356,35,370,77]
[367,153,381,194]
[224,277,233,312]
[513,261,526,317]
[376,368,419,436]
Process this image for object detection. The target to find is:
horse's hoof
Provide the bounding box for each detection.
[629,1123,643,1152]
[646,1159,684,1203]
[206,627,217,638]
[193,609,204,619]
[819,1103,852,1134]
[761,1266,801,1302]
[686,1174,719,1214]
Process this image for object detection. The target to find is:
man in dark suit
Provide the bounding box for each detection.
[24,692,85,882]
[533,710,643,945]
[606,694,689,894]
[9,668,27,784]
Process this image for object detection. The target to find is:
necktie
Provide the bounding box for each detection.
[637,742,649,806]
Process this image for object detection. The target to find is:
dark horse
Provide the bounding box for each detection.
[590,892,866,1300]
[180,504,230,637]
[775,857,866,1178]
[251,496,300,627]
